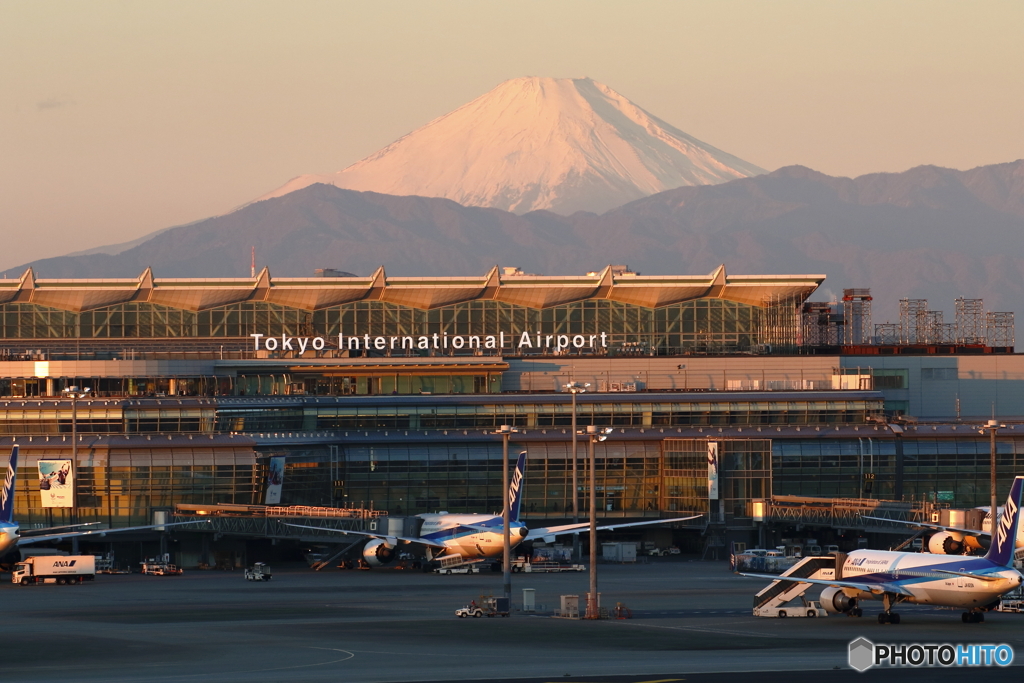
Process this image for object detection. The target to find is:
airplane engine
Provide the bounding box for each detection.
[362,538,397,567]
[820,586,857,615]
[928,531,965,555]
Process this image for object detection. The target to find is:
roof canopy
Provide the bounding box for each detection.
[0,265,824,313]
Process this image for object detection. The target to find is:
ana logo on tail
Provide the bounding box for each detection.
[1,445,19,523]
[997,495,1019,550]
[0,465,14,513]
[508,451,527,521]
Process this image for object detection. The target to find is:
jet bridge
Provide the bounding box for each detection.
[752,554,842,617]
[172,503,386,542]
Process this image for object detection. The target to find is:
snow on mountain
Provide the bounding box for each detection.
[257,77,766,214]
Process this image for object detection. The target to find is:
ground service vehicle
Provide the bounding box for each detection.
[141,561,183,575]
[245,563,272,581]
[455,603,485,618]
[455,596,511,617]
[755,599,828,618]
[13,555,96,585]
[436,564,481,575]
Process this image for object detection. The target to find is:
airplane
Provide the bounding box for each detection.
[738,475,1024,624]
[284,450,701,568]
[862,505,1024,556]
[1,445,208,558]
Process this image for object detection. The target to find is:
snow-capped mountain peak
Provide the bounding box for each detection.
[258,77,765,214]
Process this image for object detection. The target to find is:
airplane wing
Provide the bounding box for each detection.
[934,569,1002,583]
[525,515,702,542]
[280,522,448,548]
[860,515,987,537]
[18,519,211,545]
[20,522,104,536]
[736,571,912,596]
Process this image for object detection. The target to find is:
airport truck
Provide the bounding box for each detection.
[12,555,96,585]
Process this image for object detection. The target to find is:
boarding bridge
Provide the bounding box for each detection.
[752,554,844,617]
[765,496,940,533]
[172,503,386,542]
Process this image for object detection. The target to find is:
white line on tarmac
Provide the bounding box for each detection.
[611,620,791,639]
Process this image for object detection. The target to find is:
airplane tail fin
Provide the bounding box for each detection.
[985,475,1024,567]
[509,450,527,522]
[1,445,18,524]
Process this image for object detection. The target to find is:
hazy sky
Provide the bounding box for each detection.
[2,1,1023,271]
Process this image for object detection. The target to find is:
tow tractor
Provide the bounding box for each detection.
[455,596,511,618]
[244,562,273,581]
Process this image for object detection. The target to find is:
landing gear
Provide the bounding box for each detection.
[878,593,901,624]
[962,611,984,623]
[848,607,863,618]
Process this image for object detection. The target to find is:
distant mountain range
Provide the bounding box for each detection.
[16,159,1024,321]
[255,76,765,215]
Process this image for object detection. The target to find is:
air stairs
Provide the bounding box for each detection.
[752,554,841,617]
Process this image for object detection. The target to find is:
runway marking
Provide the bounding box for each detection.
[544,680,684,683]
[610,620,789,639]
[306,647,357,658]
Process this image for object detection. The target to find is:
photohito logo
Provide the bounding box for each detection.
[849,637,1014,671]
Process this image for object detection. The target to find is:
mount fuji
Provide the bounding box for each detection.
[256,77,765,214]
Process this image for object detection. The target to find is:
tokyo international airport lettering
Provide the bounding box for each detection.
[250,331,610,353]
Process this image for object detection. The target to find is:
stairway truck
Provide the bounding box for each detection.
[754,600,828,618]
[13,555,96,585]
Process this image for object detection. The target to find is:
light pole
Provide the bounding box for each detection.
[62,385,90,553]
[982,420,1005,527]
[564,381,589,561]
[579,424,612,619]
[490,424,519,603]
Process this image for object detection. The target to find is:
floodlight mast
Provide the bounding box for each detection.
[489,424,519,603]
[579,424,612,619]
[565,381,589,561]
[982,420,1005,525]
[61,386,91,552]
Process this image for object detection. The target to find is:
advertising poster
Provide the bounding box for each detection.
[264,456,285,505]
[38,459,74,508]
[707,442,720,500]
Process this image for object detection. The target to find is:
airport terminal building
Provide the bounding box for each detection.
[2,265,1024,558]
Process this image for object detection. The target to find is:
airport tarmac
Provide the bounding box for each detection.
[2,559,1021,683]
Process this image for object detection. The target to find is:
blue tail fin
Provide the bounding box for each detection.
[509,451,527,522]
[986,475,1024,567]
[0,445,18,524]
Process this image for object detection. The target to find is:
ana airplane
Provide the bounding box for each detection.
[740,475,1024,624]
[1,445,207,558]
[285,450,700,567]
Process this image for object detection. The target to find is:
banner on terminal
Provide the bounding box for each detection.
[250,332,610,353]
[707,443,720,500]
[38,460,74,508]
[265,456,285,505]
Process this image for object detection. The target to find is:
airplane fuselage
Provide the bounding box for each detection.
[418,513,528,560]
[839,548,1023,608]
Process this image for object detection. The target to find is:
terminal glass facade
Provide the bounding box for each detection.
[0,296,799,355]
[10,443,259,528]
[772,437,1024,507]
